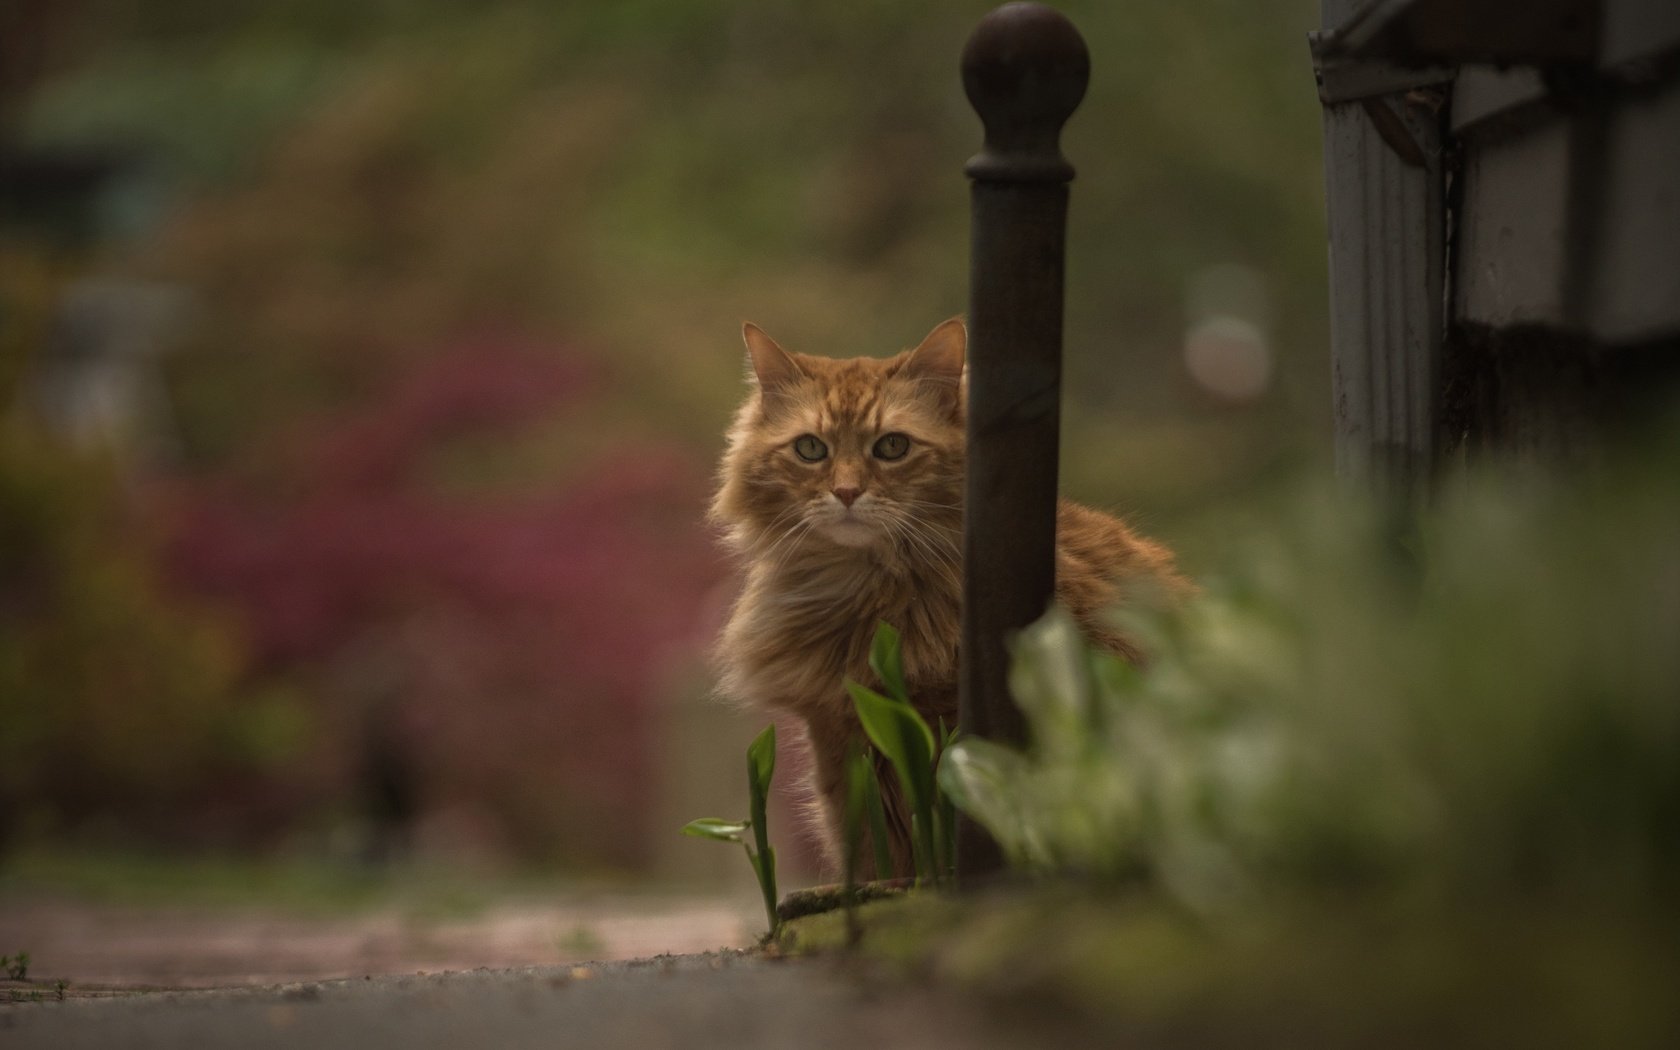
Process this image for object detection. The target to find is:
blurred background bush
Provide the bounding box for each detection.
[0,0,1325,881]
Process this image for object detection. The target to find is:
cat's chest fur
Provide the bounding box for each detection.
[721,554,960,723]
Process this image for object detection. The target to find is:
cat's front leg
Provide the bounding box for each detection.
[801,711,915,880]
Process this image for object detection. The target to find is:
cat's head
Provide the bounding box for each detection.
[712,318,966,561]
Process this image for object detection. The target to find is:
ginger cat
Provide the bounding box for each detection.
[711,318,1186,876]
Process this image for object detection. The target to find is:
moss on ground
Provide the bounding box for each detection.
[779,887,1680,1049]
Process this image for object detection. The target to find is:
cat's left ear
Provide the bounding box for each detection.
[900,317,966,415]
[742,322,805,395]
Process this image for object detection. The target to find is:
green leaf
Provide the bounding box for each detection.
[939,716,959,751]
[746,723,776,893]
[849,682,934,769]
[938,738,1032,859]
[849,680,938,881]
[743,723,780,936]
[868,621,908,703]
[1007,606,1095,758]
[748,843,779,936]
[681,818,748,842]
[747,723,777,801]
[846,746,895,881]
[867,769,894,880]
[935,751,958,878]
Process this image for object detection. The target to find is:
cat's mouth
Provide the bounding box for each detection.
[816,505,880,548]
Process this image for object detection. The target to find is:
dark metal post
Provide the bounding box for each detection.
[958,3,1088,877]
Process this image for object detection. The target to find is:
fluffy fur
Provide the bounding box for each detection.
[710,318,1186,875]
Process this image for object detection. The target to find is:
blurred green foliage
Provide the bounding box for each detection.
[782,886,1679,1048]
[945,432,1680,914]
[0,430,310,849]
[16,0,1326,539]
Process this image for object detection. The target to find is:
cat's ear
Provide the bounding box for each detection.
[900,317,966,414]
[742,322,805,394]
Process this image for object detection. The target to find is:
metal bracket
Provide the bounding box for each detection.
[1309,30,1455,105]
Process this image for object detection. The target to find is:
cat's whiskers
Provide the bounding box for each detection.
[895,496,962,514]
[742,503,807,559]
[895,516,962,593]
[894,499,963,534]
[765,518,828,579]
[873,513,911,560]
[894,515,963,554]
[750,504,821,577]
[878,512,961,594]
[888,503,961,557]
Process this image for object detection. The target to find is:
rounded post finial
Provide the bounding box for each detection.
[961,3,1090,182]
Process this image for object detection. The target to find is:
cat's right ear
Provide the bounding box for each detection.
[900,317,966,417]
[742,323,804,394]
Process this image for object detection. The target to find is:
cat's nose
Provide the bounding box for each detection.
[832,486,862,507]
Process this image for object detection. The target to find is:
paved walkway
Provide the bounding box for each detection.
[0,891,1122,1049]
[0,893,758,990]
[1,951,1106,1050]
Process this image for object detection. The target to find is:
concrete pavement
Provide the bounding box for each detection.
[1,950,1100,1050]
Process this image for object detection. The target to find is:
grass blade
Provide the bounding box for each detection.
[849,681,938,881]
[745,724,779,935]
[864,755,893,880]
[681,818,748,841]
[869,621,909,703]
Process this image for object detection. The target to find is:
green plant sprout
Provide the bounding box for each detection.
[682,723,781,937]
[2,951,29,981]
[845,622,957,884]
[844,741,894,886]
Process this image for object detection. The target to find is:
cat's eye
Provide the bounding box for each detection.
[793,434,828,462]
[872,433,910,461]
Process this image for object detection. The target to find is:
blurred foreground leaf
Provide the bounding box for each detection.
[948,439,1680,914]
